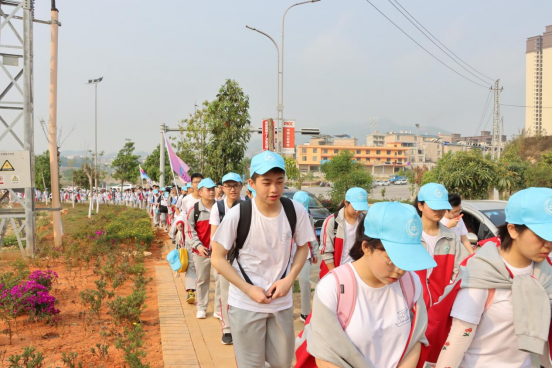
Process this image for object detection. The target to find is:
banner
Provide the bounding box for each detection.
[282,120,295,154]
[163,133,191,183]
[139,165,154,187]
[262,119,276,151]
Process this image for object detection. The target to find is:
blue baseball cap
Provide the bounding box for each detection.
[166,249,182,271]
[417,183,452,211]
[185,183,192,189]
[250,151,285,177]
[345,187,369,211]
[293,191,311,211]
[222,172,242,184]
[198,178,217,190]
[506,187,552,242]
[365,202,437,271]
[247,183,257,198]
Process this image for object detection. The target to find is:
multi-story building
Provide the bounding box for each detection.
[297,139,408,176]
[458,130,506,147]
[525,25,552,136]
[366,132,386,147]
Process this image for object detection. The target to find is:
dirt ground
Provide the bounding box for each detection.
[0,229,166,368]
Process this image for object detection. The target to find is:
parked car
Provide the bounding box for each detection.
[381,180,390,186]
[394,179,407,185]
[281,189,331,239]
[461,200,507,245]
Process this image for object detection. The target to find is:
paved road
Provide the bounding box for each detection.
[292,184,413,201]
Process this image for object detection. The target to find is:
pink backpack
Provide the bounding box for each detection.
[332,263,416,330]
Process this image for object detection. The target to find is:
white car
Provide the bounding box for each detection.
[381,180,390,186]
[461,200,507,245]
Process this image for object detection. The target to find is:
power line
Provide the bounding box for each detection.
[392,0,495,83]
[482,109,494,132]
[364,0,490,89]
[474,91,493,136]
[388,0,493,85]
[501,104,552,108]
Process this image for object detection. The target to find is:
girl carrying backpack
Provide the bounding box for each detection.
[420,187,552,368]
[296,202,437,368]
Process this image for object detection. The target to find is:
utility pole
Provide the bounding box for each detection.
[159,123,166,188]
[490,80,503,160]
[48,0,62,246]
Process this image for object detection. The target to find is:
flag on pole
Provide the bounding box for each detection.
[139,165,154,187]
[163,133,191,183]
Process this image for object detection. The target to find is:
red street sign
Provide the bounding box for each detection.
[283,120,295,154]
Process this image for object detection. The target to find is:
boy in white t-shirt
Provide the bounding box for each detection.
[211,152,315,368]
[440,193,474,255]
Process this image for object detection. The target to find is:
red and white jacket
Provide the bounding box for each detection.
[415,223,468,309]
[318,208,363,279]
[185,200,212,257]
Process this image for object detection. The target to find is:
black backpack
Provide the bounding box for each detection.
[227,197,297,286]
[192,202,201,225]
[216,199,241,224]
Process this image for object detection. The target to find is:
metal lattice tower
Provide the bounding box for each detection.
[0,0,36,257]
[369,117,377,135]
[490,80,503,160]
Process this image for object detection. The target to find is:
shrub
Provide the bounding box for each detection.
[108,289,146,325]
[8,346,44,368]
[28,270,58,291]
[115,324,149,368]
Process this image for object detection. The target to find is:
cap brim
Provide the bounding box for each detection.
[198,185,216,190]
[527,223,552,242]
[252,163,285,176]
[350,201,369,211]
[381,239,437,272]
[425,200,452,211]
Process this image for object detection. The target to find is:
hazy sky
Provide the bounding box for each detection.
[2,0,551,158]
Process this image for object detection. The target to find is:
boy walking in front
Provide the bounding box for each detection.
[211,151,315,367]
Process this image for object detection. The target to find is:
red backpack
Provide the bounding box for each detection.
[295,264,417,368]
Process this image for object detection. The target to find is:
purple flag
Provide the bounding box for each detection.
[164,134,191,183]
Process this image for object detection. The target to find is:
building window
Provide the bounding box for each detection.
[322,156,329,160]
[302,156,307,161]
[366,158,370,162]
[323,149,328,154]
[334,149,339,154]
[302,148,306,154]
[313,156,317,161]
[356,150,361,154]
[366,150,370,154]
[387,150,391,155]
[376,150,381,155]
[313,148,318,153]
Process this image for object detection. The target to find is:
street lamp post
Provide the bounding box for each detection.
[246,0,320,154]
[245,25,280,149]
[87,77,103,214]
[280,0,320,153]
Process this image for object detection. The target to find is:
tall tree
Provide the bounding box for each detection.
[204,79,252,180]
[34,151,55,191]
[176,101,211,174]
[142,144,171,183]
[321,150,373,204]
[112,142,141,187]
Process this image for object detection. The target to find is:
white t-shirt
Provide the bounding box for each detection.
[213,198,315,313]
[341,219,359,265]
[181,194,201,215]
[209,197,246,226]
[440,217,468,240]
[451,259,534,368]
[317,264,420,368]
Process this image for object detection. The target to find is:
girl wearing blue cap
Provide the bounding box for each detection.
[319,187,368,279]
[293,191,319,322]
[414,183,467,308]
[422,188,552,368]
[296,202,435,368]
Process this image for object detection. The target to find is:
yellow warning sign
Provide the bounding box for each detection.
[0,160,14,171]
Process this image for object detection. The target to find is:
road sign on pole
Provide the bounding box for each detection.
[0,151,32,189]
[282,120,295,155]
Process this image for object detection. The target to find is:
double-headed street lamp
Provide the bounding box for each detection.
[87,77,103,213]
[246,0,320,154]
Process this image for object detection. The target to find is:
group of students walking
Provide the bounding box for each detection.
[157,150,551,368]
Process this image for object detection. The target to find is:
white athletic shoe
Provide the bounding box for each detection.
[213,312,222,320]
[196,310,207,319]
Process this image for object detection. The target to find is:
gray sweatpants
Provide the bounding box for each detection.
[184,247,196,291]
[214,273,231,334]
[192,254,211,311]
[298,259,312,316]
[229,306,294,368]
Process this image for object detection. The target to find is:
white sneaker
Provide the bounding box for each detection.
[213,312,222,320]
[196,310,207,319]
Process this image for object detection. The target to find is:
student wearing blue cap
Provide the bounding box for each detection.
[186,178,217,319]
[319,187,368,279]
[209,172,245,345]
[426,188,552,368]
[296,202,435,368]
[293,191,319,322]
[211,151,315,368]
[414,183,467,308]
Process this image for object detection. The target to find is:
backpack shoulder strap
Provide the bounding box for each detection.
[280,197,297,237]
[193,202,201,224]
[217,200,226,222]
[399,271,416,311]
[333,211,339,235]
[330,264,357,330]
